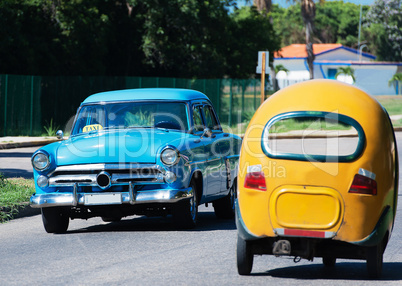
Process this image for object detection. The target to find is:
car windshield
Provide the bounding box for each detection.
[71,101,189,136]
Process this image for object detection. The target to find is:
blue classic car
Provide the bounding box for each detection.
[30,88,241,233]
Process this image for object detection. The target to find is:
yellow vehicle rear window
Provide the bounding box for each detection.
[261,111,365,163]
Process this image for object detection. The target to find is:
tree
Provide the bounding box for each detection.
[0,1,65,75]
[364,0,402,62]
[271,4,304,46]
[271,1,319,79]
[315,1,366,47]
[226,6,280,78]
[335,66,356,83]
[274,64,289,74]
[253,0,272,13]
[271,2,366,48]
[0,0,280,78]
[272,64,289,91]
[301,0,316,79]
[136,0,232,78]
[389,73,402,95]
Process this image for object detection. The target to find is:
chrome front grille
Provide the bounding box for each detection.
[48,163,165,187]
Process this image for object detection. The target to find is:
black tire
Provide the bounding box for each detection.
[101,217,122,223]
[237,235,253,275]
[367,243,383,279]
[322,256,336,267]
[41,207,69,234]
[173,180,198,229]
[213,181,236,219]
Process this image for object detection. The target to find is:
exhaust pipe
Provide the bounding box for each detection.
[273,240,291,256]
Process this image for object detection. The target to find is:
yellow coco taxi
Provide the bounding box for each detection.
[236,79,398,278]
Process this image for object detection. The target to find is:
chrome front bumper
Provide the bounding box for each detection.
[30,183,193,208]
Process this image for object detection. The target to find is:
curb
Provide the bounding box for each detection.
[0,139,60,150]
[1,203,41,222]
[12,204,41,219]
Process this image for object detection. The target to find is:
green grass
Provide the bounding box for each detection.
[224,96,402,134]
[377,96,402,116]
[0,174,35,223]
[377,96,402,128]
[270,118,352,134]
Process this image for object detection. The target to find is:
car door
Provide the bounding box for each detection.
[200,104,226,197]
[189,105,209,198]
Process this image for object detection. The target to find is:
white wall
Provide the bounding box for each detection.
[354,65,398,95]
[274,59,309,89]
[274,58,400,95]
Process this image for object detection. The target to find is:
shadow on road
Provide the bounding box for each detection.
[66,209,236,234]
[254,261,402,281]
[0,152,34,158]
[1,168,33,179]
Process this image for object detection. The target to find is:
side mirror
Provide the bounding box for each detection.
[201,128,212,139]
[56,130,64,140]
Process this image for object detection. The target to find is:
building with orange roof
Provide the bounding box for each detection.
[273,44,402,95]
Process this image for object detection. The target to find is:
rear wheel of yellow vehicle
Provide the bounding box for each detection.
[213,181,236,219]
[173,180,198,229]
[41,207,69,233]
[237,235,253,275]
[366,243,383,279]
[322,257,336,267]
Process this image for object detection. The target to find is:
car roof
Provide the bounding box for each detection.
[82,88,209,105]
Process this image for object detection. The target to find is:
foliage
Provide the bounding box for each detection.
[227,6,281,78]
[43,119,59,136]
[0,174,36,223]
[271,1,367,48]
[124,110,153,127]
[137,0,232,78]
[274,64,289,74]
[388,73,402,86]
[271,4,304,47]
[0,0,280,79]
[364,0,402,62]
[388,73,402,95]
[0,1,64,75]
[271,0,401,61]
[335,67,356,83]
[270,118,352,134]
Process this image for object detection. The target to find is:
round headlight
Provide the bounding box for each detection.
[161,148,179,165]
[37,175,49,188]
[164,171,177,184]
[32,152,50,171]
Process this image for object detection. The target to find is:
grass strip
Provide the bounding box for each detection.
[0,174,35,223]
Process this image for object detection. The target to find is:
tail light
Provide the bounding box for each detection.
[244,172,266,191]
[349,174,377,195]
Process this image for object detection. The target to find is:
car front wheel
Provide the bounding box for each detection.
[41,207,69,234]
[172,180,198,229]
[213,180,236,219]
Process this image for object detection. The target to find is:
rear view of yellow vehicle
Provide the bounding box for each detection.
[236,79,398,278]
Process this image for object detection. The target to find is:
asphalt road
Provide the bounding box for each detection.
[0,146,37,178]
[1,136,402,285]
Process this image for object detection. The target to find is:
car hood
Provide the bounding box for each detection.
[56,129,189,166]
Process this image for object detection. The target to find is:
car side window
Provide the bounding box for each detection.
[192,106,204,132]
[203,106,220,130]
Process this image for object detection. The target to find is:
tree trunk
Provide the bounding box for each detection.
[301,0,316,80]
[253,0,272,13]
